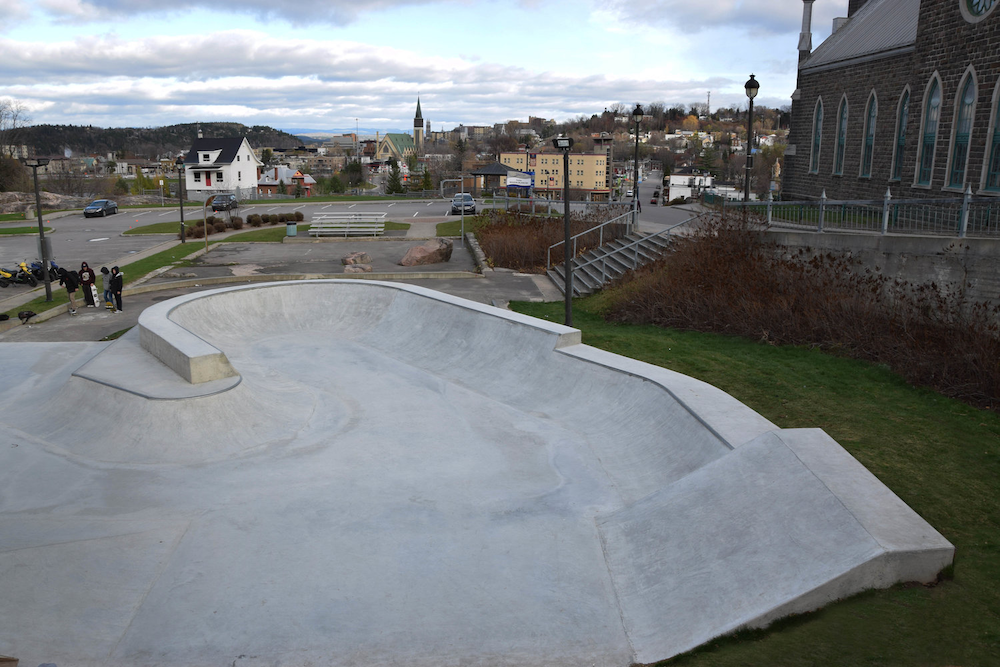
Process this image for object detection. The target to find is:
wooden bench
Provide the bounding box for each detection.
[309,213,387,237]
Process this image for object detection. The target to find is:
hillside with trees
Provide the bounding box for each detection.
[20,122,302,159]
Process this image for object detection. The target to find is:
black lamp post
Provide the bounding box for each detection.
[744,74,759,203]
[21,158,53,301]
[553,135,574,326]
[175,155,186,243]
[632,104,644,224]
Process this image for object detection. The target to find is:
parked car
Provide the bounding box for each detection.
[211,194,239,212]
[83,199,118,217]
[450,193,475,215]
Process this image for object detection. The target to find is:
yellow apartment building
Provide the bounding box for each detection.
[499,146,612,201]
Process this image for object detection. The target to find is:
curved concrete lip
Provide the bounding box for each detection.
[0,281,953,666]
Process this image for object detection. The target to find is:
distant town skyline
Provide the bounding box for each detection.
[2,1,848,131]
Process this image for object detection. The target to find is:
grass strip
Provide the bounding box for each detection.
[0,226,52,235]
[509,298,1000,667]
[436,216,486,237]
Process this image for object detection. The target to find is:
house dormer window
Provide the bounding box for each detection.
[202,154,210,162]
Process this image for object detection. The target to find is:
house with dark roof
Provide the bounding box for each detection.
[783,0,1000,201]
[183,136,263,200]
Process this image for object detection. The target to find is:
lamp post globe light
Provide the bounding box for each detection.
[552,135,574,326]
[632,104,644,229]
[744,74,759,203]
[21,158,53,301]
[175,155,186,243]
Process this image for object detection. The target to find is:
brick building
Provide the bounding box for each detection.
[783,0,1000,201]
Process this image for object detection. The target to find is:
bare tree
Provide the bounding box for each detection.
[0,98,30,158]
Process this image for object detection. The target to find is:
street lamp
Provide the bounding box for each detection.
[175,155,186,243]
[744,74,759,203]
[552,135,574,326]
[21,158,53,301]
[632,104,644,230]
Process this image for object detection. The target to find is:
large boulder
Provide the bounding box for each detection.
[344,264,373,273]
[399,238,453,267]
[342,252,372,265]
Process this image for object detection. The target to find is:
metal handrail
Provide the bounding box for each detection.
[546,210,633,269]
[571,212,707,288]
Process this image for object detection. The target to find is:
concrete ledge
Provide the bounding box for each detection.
[138,301,239,384]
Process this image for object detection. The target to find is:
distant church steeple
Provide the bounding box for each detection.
[413,97,424,155]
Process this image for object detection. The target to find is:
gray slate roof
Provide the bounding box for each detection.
[184,137,247,165]
[801,0,919,72]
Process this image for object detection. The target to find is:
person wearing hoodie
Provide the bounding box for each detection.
[57,268,79,315]
[109,266,124,313]
[79,262,96,307]
[99,266,112,309]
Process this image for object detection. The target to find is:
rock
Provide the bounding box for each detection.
[342,251,373,265]
[344,264,373,273]
[399,238,453,267]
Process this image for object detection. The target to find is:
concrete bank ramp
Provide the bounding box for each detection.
[0,281,953,666]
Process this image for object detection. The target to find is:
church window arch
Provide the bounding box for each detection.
[915,74,942,186]
[860,91,877,178]
[890,87,910,181]
[947,68,977,190]
[984,78,1000,192]
[809,98,823,174]
[833,95,848,176]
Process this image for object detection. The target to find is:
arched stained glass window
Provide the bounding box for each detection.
[810,99,823,174]
[891,90,909,180]
[834,98,848,175]
[987,90,1000,191]
[948,75,976,188]
[861,94,877,177]
[917,79,941,185]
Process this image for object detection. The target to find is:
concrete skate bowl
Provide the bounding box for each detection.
[0,280,953,667]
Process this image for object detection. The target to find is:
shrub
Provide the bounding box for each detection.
[599,210,1000,409]
[474,207,631,273]
[213,221,226,233]
[231,217,244,230]
[294,211,305,222]
[277,213,287,223]
[248,214,262,227]
[191,226,205,239]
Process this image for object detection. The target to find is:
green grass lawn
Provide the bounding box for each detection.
[511,299,1000,667]
[436,215,486,236]
[0,226,52,235]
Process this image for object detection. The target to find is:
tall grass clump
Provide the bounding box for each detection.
[599,211,1000,408]
[475,207,631,272]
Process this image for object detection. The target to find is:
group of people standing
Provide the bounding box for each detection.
[57,262,123,316]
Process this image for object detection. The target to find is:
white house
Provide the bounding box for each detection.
[182,136,262,200]
[665,169,714,200]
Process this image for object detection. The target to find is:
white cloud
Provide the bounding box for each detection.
[35,0,440,25]
[0,0,33,26]
[596,0,848,36]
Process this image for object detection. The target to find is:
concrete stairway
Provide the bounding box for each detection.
[546,232,673,296]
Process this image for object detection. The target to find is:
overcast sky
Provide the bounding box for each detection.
[2,0,846,135]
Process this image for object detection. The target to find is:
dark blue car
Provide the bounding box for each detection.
[83,199,118,218]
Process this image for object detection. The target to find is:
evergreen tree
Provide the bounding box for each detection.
[386,158,404,194]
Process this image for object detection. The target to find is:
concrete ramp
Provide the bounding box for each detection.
[0,281,953,666]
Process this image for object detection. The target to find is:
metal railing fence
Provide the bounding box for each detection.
[546,210,633,269]
[720,188,1000,238]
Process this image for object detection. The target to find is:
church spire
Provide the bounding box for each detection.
[415,97,423,122]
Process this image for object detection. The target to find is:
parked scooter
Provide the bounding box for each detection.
[29,258,60,282]
[0,262,38,288]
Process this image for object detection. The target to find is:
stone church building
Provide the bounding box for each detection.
[783,0,1000,201]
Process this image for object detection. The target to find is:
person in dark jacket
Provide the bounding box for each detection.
[100,266,112,309]
[109,266,124,313]
[57,268,79,315]
[79,262,96,307]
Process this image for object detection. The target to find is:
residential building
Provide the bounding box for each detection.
[257,166,316,197]
[784,0,1000,200]
[183,136,262,199]
[499,145,612,201]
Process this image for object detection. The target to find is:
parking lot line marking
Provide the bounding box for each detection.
[349,204,357,209]
[267,207,279,212]
[412,212,419,217]
[388,203,395,207]
[321,205,331,210]
[134,211,150,217]
[159,212,171,217]
[293,205,303,211]
[88,237,110,242]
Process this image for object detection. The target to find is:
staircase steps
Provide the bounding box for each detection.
[547,232,674,297]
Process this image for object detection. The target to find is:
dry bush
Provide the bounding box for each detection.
[601,211,1000,409]
[231,217,244,230]
[294,211,305,221]
[277,213,287,223]
[476,207,631,273]
[213,221,226,233]
[248,214,262,227]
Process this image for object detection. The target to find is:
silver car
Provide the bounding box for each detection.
[450,193,475,215]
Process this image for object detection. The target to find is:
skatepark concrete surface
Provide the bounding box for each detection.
[0,280,953,666]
